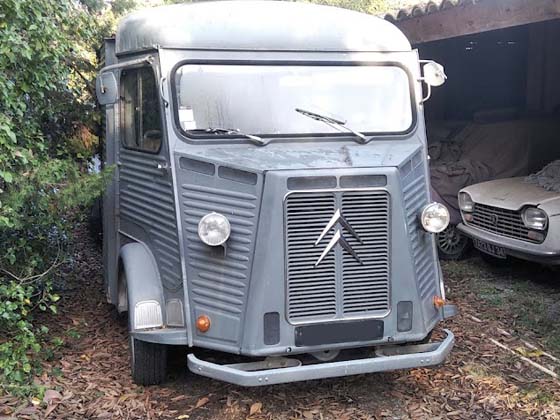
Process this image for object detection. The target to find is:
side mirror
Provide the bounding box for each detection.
[423,62,447,87]
[96,72,118,105]
[419,61,447,103]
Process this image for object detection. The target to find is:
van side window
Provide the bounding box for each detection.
[120,67,162,153]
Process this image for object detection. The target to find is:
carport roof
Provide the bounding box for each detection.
[384,0,476,23]
[385,0,560,44]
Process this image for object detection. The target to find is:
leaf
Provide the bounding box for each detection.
[195,396,209,409]
[0,171,13,183]
[249,402,262,416]
[5,129,16,143]
[45,402,60,417]
[43,389,62,404]
[176,416,189,419]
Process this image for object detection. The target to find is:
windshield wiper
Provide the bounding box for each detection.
[295,108,368,144]
[200,127,266,146]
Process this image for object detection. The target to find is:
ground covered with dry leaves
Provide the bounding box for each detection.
[2,223,560,419]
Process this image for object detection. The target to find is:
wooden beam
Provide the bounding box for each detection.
[395,0,560,45]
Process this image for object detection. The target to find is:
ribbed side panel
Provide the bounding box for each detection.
[119,148,183,291]
[401,156,436,300]
[341,191,390,315]
[182,184,258,316]
[285,193,337,322]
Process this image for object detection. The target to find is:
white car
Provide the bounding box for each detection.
[457,177,560,264]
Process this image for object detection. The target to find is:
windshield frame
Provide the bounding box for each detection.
[170,59,418,145]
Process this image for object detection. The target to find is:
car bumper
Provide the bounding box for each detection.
[457,223,560,264]
[187,329,455,386]
[132,328,188,345]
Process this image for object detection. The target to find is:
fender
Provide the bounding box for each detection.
[120,242,166,330]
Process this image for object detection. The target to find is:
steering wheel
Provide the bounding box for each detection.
[142,130,161,151]
[143,130,161,141]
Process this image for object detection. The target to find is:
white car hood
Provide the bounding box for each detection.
[462,177,560,213]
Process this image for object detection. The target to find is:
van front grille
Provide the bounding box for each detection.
[467,203,543,243]
[285,190,390,324]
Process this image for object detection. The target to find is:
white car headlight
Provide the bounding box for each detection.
[198,212,231,246]
[420,202,450,233]
[458,192,474,212]
[522,207,548,231]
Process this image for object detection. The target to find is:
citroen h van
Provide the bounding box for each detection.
[96,1,457,386]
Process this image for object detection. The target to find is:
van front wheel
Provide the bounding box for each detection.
[122,269,167,385]
[130,337,167,386]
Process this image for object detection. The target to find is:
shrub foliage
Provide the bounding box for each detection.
[0,0,124,395]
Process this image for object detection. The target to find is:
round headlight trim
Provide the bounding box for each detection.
[198,212,231,246]
[522,207,548,231]
[420,202,450,234]
[458,192,474,212]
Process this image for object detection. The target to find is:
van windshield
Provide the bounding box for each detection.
[174,64,413,140]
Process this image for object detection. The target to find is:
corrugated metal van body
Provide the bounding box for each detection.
[118,148,183,298]
[153,45,441,355]
[175,159,264,350]
[174,140,442,355]
[399,151,441,328]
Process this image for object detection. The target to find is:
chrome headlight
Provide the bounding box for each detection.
[522,207,548,231]
[420,202,450,233]
[458,192,474,212]
[198,212,231,246]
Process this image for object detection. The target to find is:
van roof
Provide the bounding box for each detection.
[116,1,411,55]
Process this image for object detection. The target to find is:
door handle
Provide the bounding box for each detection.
[155,161,170,176]
[160,76,169,108]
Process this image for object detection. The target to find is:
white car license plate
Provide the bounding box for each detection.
[473,239,506,259]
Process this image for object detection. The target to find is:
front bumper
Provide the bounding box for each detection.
[458,223,560,264]
[187,329,454,386]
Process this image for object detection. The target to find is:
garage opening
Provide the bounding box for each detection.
[390,2,560,260]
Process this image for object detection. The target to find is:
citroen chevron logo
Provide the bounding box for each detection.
[314,209,363,267]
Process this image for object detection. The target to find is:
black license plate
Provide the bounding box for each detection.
[473,238,506,259]
[295,319,384,347]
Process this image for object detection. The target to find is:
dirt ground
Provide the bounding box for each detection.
[2,224,560,419]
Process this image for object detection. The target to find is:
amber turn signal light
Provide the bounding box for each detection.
[196,315,211,333]
[433,296,445,309]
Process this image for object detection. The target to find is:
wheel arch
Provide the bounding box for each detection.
[118,242,166,330]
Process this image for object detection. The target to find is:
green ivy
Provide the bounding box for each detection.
[0,0,122,396]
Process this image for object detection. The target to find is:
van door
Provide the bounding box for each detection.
[117,66,184,295]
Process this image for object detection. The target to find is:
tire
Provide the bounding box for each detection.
[122,270,167,385]
[130,337,168,386]
[437,225,471,261]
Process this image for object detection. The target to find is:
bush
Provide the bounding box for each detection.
[0,0,115,395]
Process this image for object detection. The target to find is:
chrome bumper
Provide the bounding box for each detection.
[458,223,560,264]
[187,329,455,386]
